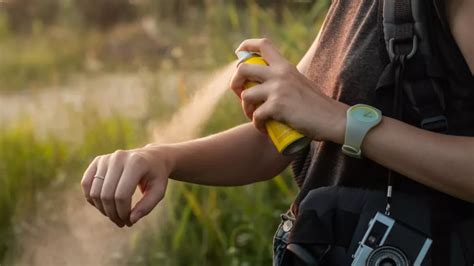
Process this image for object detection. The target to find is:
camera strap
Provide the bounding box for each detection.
[381,0,416,216]
[380,0,449,216]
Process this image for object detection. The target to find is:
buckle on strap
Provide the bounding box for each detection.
[388,35,418,60]
[285,244,319,266]
[421,115,448,133]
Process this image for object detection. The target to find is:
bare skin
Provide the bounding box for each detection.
[445,0,474,74]
[82,2,474,227]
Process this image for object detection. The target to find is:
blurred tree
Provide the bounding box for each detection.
[3,0,59,32]
[75,0,137,30]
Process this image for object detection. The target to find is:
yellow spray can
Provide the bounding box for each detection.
[236,51,311,155]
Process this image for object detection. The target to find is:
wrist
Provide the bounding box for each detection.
[341,104,383,158]
[141,144,176,177]
[327,103,349,144]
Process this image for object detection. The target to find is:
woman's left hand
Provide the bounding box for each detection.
[230,38,348,143]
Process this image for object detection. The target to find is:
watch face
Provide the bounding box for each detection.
[350,105,380,123]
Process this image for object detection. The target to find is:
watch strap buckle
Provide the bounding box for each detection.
[342,145,362,159]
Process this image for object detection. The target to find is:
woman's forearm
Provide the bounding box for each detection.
[160,39,319,187]
[341,115,474,202]
[159,123,293,186]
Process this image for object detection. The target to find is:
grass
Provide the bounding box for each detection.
[0,122,67,259]
[0,116,144,261]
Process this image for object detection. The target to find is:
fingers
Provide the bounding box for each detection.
[241,84,272,119]
[241,99,256,120]
[235,38,286,66]
[230,63,271,98]
[81,156,99,205]
[101,151,126,227]
[89,155,109,216]
[130,178,166,224]
[83,149,167,227]
[253,101,280,134]
[115,153,149,225]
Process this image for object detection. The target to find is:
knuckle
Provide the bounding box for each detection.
[80,179,90,191]
[270,82,282,93]
[273,88,288,100]
[269,98,282,109]
[90,191,100,200]
[236,63,247,75]
[129,152,147,166]
[268,101,282,116]
[100,194,113,203]
[241,90,249,101]
[253,109,262,120]
[114,193,128,204]
[239,39,252,47]
[112,149,127,159]
[93,155,102,163]
[274,64,291,75]
[98,154,111,165]
[238,40,247,47]
[260,38,271,46]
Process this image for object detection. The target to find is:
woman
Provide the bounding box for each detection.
[81,0,473,264]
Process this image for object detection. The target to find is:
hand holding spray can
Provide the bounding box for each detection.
[236,51,311,155]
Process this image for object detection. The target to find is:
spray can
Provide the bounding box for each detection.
[236,51,311,155]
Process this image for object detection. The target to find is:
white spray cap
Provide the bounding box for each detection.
[236,51,258,65]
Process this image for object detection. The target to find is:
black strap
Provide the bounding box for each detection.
[378,0,448,132]
[383,0,416,59]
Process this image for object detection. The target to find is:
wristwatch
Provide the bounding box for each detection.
[342,104,382,159]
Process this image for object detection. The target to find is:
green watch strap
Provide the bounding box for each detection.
[342,104,382,159]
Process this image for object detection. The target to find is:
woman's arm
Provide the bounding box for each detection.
[167,35,320,185]
[445,0,474,74]
[161,123,291,186]
[232,37,474,204]
[345,116,474,203]
[81,39,319,226]
[357,1,474,202]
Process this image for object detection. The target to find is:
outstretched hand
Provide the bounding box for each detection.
[230,38,348,144]
[81,147,170,227]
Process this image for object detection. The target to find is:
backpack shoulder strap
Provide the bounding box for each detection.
[379,0,448,132]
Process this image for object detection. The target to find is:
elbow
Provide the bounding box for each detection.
[448,176,474,203]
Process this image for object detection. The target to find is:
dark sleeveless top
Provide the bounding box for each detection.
[288,1,474,263]
[292,0,474,205]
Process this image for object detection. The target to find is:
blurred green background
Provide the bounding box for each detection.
[0,0,330,265]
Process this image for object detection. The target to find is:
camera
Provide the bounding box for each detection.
[352,212,432,266]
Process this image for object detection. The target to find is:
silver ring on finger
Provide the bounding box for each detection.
[94,175,105,181]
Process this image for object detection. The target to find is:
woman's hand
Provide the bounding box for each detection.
[230,38,348,143]
[81,146,171,227]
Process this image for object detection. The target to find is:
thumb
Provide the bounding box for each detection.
[130,181,165,224]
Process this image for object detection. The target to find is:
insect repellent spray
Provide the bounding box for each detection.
[236,51,311,155]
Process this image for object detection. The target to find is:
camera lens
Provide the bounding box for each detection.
[366,246,409,266]
[379,258,396,266]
